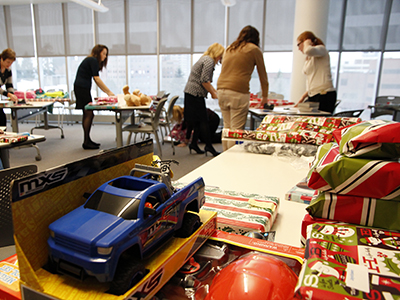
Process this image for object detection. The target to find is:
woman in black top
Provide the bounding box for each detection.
[74,44,114,150]
[0,48,18,127]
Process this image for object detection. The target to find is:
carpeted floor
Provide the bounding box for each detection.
[8,121,223,180]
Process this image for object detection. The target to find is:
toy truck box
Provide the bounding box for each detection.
[47,164,207,295]
[10,140,216,299]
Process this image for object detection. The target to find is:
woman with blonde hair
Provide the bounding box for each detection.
[295,31,336,113]
[183,42,224,157]
[217,26,269,151]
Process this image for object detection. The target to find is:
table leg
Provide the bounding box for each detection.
[393,110,400,122]
[115,111,123,147]
[0,148,10,169]
[249,112,255,130]
[11,109,19,133]
[31,109,65,138]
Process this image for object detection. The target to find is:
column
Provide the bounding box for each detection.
[290,0,330,103]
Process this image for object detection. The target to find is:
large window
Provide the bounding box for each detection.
[160,55,191,105]
[337,52,380,113]
[263,52,292,98]
[379,52,400,96]
[1,0,400,120]
[38,57,67,92]
[12,57,38,91]
[128,55,158,96]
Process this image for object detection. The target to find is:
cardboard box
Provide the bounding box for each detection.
[0,254,20,300]
[157,230,305,299]
[296,223,400,299]
[19,210,216,300]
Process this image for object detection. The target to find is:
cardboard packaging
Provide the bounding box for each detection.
[9,140,217,300]
[157,229,305,300]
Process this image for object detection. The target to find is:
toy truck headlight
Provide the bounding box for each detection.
[50,230,55,239]
[97,246,113,255]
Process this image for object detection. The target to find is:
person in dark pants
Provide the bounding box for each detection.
[183,43,224,157]
[0,48,18,126]
[74,44,114,150]
[295,31,337,113]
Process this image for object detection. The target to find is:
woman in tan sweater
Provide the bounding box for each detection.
[217,25,269,151]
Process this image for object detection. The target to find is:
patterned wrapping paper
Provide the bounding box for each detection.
[300,214,350,247]
[333,119,400,159]
[0,134,28,143]
[306,192,400,231]
[222,115,362,146]
[173,182,279,235]
[295,223,400,300]
[285,183,318,205]
[307,143,400,200]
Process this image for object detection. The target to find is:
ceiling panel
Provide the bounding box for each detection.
[0,0,65,5]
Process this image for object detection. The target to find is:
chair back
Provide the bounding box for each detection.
[333,109,364,118]
[152,97,168,129]
[333,99,341,113]
[0,165,37,247]
[166,96,179,121]
[371,96,400,119]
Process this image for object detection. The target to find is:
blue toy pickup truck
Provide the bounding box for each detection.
[47,163,205,295]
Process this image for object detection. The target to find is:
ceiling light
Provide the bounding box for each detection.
[221,0,236,6]
[69,0,109,13]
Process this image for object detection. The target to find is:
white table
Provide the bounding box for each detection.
[85,97,150,147]
[179,145,309,247]
[8,102,64,138]
[0,133,46,167]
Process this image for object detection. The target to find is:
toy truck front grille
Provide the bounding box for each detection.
[55,236,91,255]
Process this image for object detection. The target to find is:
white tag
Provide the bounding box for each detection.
[345,263,370,293]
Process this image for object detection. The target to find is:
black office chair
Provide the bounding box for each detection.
[333,109,364,118]
[370,96,400,119]
[0,164,37,247]
[332,99,342,114]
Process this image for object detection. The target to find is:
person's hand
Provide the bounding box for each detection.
[211,91,218,99]
[260,96,268,107]
[8,93,18,103]
[107,92,115,97]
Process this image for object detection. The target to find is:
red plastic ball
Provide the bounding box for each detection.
[204,253,298,300]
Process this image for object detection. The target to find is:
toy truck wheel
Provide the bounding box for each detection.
[175,212,202,238]
[109,259,146,295]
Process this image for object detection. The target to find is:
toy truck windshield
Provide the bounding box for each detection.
[84,189,141,220]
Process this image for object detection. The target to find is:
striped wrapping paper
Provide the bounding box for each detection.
[202,191,279,234]
[172,181,279,235]
[306,192,400,231]
[333,119,400,159]
[307,143,400,200]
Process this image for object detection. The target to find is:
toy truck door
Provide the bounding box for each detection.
[142,188,177,250]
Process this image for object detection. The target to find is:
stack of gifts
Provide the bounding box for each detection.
[295,120,400,299]
[302,120,400,245]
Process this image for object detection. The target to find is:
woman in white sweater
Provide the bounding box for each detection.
[295,31,337,113]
